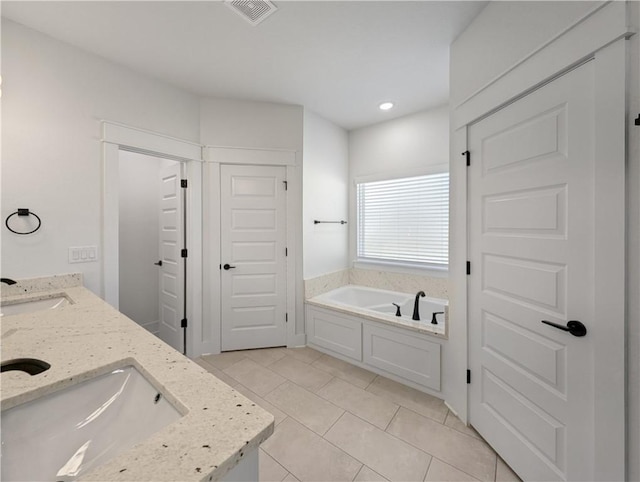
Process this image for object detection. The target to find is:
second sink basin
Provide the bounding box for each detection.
[0,296,70,317]
[1,365,183,481]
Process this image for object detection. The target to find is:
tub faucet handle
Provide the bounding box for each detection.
[431,311,445,325]
[392,303,402,317]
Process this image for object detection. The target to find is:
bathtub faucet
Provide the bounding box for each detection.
[1,278,17,285]
[412,291,426,321]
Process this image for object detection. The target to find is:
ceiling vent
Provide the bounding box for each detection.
[225,0,278,26]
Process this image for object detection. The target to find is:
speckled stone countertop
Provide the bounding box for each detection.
[1,278,274,481]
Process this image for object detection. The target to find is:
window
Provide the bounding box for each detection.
[356,172,449,268]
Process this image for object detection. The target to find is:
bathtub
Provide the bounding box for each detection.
[309,285,447,337]
[305,284,447,393]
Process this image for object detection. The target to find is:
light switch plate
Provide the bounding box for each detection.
[69,246,98,264]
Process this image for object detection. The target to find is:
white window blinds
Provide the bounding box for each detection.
[356,172,449,267]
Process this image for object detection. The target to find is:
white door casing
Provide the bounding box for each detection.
[468,60,609,481]
[157,162,185,352]
[220,164,288,351]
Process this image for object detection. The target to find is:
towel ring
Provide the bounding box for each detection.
[5,209,42,235]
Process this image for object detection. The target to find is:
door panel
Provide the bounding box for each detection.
[157,162,185,352]
[468,62,596,481]
[220,165,287,351]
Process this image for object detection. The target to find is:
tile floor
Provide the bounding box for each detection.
[195,347,521,482]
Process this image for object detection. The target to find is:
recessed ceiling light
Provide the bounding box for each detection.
[379,102,394,111]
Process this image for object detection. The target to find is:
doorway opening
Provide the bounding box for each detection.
[118,151,186,352]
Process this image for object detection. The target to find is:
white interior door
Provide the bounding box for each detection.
[157,162,185,352]
[220,164,287,351]
[468,60,620,481]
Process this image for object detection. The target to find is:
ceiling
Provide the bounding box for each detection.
[1,1,487,130]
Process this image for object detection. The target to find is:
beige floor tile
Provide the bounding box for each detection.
[268,355,334,391]
[260,448,289,482]
[496,457,521,482]
[325,412,431,482]
[265,381,344,435]
[282,473,300,481]
[233,383,287,426]
[194,358,241,387]
[222,358,286,396]
[283,346,324,364]
[366,376,448,423]
[262,417,362,482]
[387,408,496,482]
[312,354,378,389]
[444,412,482,440]
[424,458,479,481]
[354,465,389,482]
[243,347,287,366]
[201,350,248,370]
[317,378,399,430]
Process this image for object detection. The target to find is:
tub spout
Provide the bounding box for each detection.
[412,291,425,321]
[1,278,17,285]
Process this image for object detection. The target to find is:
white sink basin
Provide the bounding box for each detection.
[0,296,70,317]
[1,366,183,481]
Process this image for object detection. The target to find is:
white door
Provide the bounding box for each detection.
[157,162,185,352]
[220,165,287,351]
[468,61,619,481]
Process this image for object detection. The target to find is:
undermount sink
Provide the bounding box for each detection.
[0,296,70,317]
[1,366,183,481]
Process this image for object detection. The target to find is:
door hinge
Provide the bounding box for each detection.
[181,179,188,188]
[285,247,288,256]
[635,114,640,126]
[283,180,288,191]
[466,261,471,275]
[467,369,471,384]
[181,318,188,328]
[462,150,470,166]
[181,249,188,258]
[285,313,288,323]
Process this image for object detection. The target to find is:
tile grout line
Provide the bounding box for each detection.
[259,447,292,482]
[383,404,401,432]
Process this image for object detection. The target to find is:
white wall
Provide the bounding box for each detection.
[118,151,177,333]
[200,97,303,151]
[1,20,200,295]
[302,109,349,279]
[450,1,604,107]
[349,105,449,180]
[451,2,638,479]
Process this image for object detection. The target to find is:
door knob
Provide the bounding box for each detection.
[223,264,236,270]
[154,260,163,266]
[541,320,587,337]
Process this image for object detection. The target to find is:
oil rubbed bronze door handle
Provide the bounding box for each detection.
[541,320,587,337]
[223,264,236,270]
[154,260,163,266]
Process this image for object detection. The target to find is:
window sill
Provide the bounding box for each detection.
[353,259,449,279]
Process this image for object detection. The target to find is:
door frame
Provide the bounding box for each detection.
[203,145,304,355]
[102,121,204,357]
[449,3,630,479]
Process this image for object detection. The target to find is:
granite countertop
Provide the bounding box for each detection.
[1,276,274,481]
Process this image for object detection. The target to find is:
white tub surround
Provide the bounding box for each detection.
[308,285,447,338]
[1,278,273,481]
[305,285,447,396]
